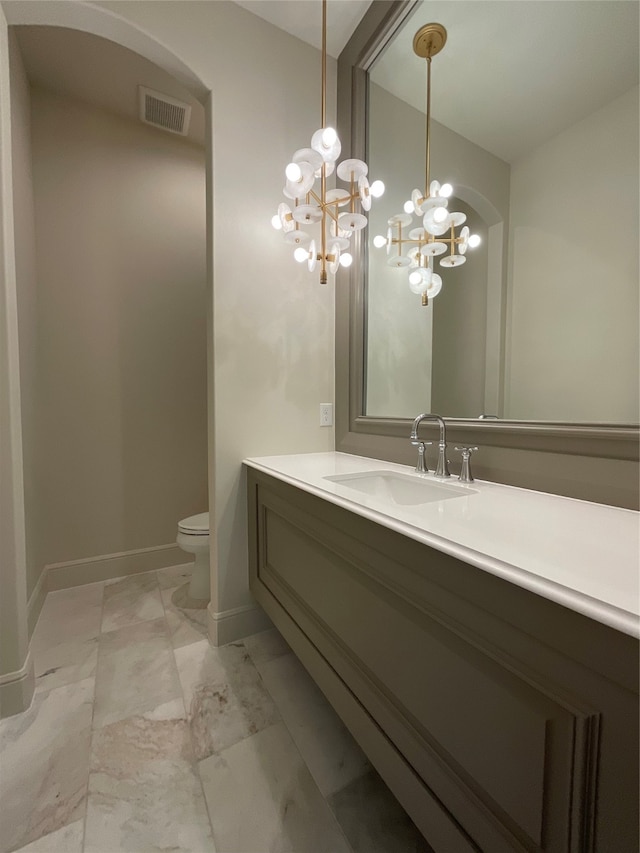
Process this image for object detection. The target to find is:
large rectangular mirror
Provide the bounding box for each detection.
[336,0,639,489]
[365,0,638,423]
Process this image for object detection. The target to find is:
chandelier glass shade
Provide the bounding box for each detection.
[272,0,385,284]
[373,23,481,306]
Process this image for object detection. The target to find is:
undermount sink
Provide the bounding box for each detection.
[324,470,478,506]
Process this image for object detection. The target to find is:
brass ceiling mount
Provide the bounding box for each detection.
[413,23,447,59]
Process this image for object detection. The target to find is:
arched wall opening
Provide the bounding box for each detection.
[3,0,337,708]
[0,0,215,715]
[3,1,209,100]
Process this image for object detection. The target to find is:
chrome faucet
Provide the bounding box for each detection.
[410,413,450,478]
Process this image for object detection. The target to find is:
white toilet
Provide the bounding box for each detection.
[176,512,210,601]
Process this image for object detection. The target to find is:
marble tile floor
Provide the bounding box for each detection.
[0,565,432,853]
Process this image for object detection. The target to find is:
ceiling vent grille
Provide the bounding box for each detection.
[138,86,191,136]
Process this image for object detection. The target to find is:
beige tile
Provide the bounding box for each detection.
[85,711,215,852]
[243,627,291,670]
[328,769,434,853]
[0,679,94,853]
[98,615,168,656]
[156,563,194,590]
[93,621,183,729]
[174,639,280,760]
[33,583,103,645]
[259,651,369,796]
[32,633,99,695]
[30,584,103,695]
[161,584,209,649]
[101,572,163,632]
[199,722,351,853]
[10,820,84,853]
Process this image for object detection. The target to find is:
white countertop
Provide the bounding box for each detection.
[244,452,640,638]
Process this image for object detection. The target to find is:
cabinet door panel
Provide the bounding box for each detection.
[259,496,598,852]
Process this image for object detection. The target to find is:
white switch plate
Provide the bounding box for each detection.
[319,403,333,427]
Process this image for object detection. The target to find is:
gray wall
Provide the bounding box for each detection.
[2,0,339,660]
[29,88,208,581]
[365,77,638,424]
[9,30,40,601]
[367,82,434,417]
[1,11,32,713]
[367,82,507,419]
[431,200,488,418]
[505,85,639,422]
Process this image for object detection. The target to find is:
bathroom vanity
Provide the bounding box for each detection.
[245,452,639,853]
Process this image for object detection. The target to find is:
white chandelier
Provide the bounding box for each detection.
[272,0,385,285]
[373,24,481,306]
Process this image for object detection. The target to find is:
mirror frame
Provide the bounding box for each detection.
[335,0,639,504]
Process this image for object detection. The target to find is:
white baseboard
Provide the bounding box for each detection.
[46,543,188,591]
[24,543,189,640]
[10,543,190,718]
[207,601,272,646]
[0,653,34,719]
[27,567,48,637]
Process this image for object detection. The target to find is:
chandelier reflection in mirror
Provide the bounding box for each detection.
[271,0,385,285]
[373,24,481,306]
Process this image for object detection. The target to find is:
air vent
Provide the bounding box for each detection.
[138,86,191,136]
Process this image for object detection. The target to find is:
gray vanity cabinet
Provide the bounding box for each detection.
[246,469,639,853]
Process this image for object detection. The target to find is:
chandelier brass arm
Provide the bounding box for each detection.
[272,0,384,285]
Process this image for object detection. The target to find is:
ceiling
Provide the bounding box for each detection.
[12,1,373,147]
[370,0,639,163]
[14,25,206,146]
[233,0,373,57]
[13,2,638,165]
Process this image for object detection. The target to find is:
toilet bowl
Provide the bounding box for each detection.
[176,512,210,601]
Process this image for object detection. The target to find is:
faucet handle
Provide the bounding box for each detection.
[454,446,478,483]
[411,440,432,474]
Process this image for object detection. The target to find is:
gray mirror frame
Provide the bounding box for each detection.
[335,0,639,507]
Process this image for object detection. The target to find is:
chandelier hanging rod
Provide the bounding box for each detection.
[321,0,327,130]
[413,23,447,212]
[320,0,328,282]
[373,22,481,306]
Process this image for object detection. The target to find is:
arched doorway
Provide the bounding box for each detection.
[0,1,213,715]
